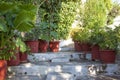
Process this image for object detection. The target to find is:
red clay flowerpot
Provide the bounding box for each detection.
[39,39,48,53]
[100,50,116,63]
[82,43,91,52]
[0,60,7,80]
[19,52,28,62]
[74,41,82,52]
[25,41,39,53]
[91,45,100,60]
[49,41,60,52]
[7,53,20,66]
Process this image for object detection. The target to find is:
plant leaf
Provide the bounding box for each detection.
[0,18,7,32]
[14,11,36,31]
[16,38,27,52]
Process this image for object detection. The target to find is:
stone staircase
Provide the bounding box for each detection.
[7,52,120,80]
[7,41,120,80]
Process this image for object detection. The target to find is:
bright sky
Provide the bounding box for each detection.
[112,0,120,3]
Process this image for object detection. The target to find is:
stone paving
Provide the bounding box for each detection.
[7,58,120,80]
[7,74,120,80]
[7,42,120,80]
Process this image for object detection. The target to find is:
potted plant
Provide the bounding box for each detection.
[37,22,49,53]
[78,28,91,52]
[48,23,61,52]
[35,25,49,53]
[39,0,78,52]
[7,40,29,65]
[98,27,119,63]
[71,27,91,52]
[90,29,104,61]
[39,1,61,52]
[76,27,91,52]
[0,1,37,79]
[34,7,49,53]
[81,0,113,60]
[70,27,83,52]
[24,27,39,53]
[18,37,30,63]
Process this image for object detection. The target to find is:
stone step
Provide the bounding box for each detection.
[7,75,45,80]
[7,75,120,80]
[51,57,70,62]
[7,74,120,80]
[28,52,92,62]
[46,72,74,80]
[8,61,120,77]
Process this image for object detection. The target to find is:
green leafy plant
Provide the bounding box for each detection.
[38,22,51,41]
[80,0,112,46]
[77,27,91,43]
[90,28,104,45]
[82,0,111,28]
[57,1,79,40]
[0,1,37,60]
[70,27,82,41]
[39,0,79,41]
[24,27,40,41]
[71,27,91,43]
[98,27,118,50]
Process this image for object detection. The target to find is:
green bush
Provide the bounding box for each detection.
[0,2,37,60]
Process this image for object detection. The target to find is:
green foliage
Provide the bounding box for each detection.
[104,0,113,11]
[24,26,40,41]
[98,27,118,50]
[90,28,104,45]
[0,2,37,60]
[38,22,50,41]
[83,0,110,29]
[70,27,82,41]
[107,2,120,25]
[15,38,27,52]
[79,0,113,45]
[0,2,37,32]
[39,0,79,41]
[58,1,78,39]
[77,28,91,43]
[71,27,91,43]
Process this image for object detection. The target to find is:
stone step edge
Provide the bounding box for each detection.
[8,63,119,76]
[46,72,75,80]
[30,52,89,54]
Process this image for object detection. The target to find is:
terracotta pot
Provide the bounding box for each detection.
[49,41,60,52]
[82,43,91,52]
[100,50,116,63]
[25,41,39,53]
[39,39,48,53]
[91,45,100,60]
[7,53,20,66]
[7,47,20,66]
[19,52,28,62]
[74,41,82,52]
[0,60,7,80]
